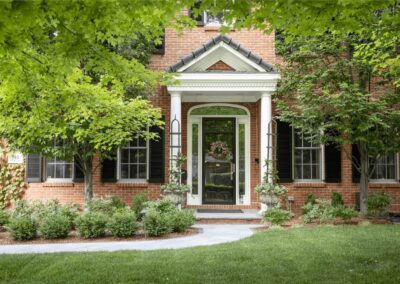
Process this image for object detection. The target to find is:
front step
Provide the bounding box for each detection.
[195,209,263,224]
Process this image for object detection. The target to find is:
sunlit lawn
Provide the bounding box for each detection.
[1,224,399,284]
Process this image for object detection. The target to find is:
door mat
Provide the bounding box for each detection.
[197,209,243,213]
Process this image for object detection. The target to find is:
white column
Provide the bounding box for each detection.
[260,92,272,183]
[170,92,182,173]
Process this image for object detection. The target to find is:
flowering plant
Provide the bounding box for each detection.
[208,141,231,160]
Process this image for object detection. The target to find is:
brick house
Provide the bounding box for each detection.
[21,9,400,215]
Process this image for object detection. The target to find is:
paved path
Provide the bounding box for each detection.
[0,224,263,255]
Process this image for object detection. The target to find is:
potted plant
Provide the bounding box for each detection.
[255,160,288,213]
[161,153,190,209]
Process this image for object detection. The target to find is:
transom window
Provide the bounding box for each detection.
[46,158,73,180]
[293,131,322,181]
[119,138,148,180]
[370,153,397,181]
[191,106,247,116]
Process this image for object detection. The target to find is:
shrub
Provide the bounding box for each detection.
[263,208,293,225]
[331,192,344,207]
[301,199,335,224]
[143,209,173,237]
[108,209,139,237]
[75,212,107,238]
[0,210,10,228]
[12,200,34,218]
[88,196,125,216]
[39,213,71,239]
[367,192,391,217]
[332,205,359,221]
[169,209,195,232]
[132,193,149,219]
[146,199,176,214]
[302,193,317,214]
[6,216,38,240]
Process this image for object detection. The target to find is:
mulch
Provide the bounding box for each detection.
[0,227,200,245]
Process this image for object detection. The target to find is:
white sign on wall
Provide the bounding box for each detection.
[8,152,24,164]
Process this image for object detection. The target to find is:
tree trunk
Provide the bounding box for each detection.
[358,143,369,215]
[83,156,93,207]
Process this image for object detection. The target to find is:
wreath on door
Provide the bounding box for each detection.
[208,141,231,160]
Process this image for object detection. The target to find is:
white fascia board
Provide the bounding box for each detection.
[177,42,268,73]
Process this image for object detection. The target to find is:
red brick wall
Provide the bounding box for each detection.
[21,14,400,215]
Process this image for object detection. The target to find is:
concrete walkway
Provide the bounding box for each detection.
[0,224,263,255]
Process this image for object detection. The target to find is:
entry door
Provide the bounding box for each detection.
[202,118,236,204]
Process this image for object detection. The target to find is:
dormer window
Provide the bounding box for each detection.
[204,11,226,26]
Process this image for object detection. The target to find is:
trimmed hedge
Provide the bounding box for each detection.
[7,216,38,240]
[108,209,138,237]
[75,212,107,238]
[39,213,71,239]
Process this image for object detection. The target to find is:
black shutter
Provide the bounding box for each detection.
[352,144,361,183]
[324,143,342,183]
[276,120,293,182]
[190,1,204,26]
[25,154,42,183]
[101,153,117,182]
[148,117,165,183]
[73,156,84,182]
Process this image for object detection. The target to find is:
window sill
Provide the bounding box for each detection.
[292,182,326,188]
[370,182,400,188]
[116,181,148,188]
[43,182,74,188]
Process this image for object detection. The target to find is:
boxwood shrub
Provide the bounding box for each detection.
[0,210,10,229]
[169,209,195,232]
[39,213,71,239]
[6,216,38,240]
[263,208,293,225]
[143,208,173,237]
[108,209,138,237]
[75,212,107,238]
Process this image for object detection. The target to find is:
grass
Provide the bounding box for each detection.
[0,224,400,283]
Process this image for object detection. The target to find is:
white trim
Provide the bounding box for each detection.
[177,42,266,73]
[44,157,74,182]
[186,104,251,205]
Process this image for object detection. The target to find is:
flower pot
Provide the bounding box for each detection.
[164,192,185,208]
[260,193,280,208]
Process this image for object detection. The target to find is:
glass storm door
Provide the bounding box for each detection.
[202,118,236,204]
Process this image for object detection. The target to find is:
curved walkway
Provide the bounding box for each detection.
[0,224,263,255]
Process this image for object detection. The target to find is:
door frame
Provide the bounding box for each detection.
[187,103,251,206]
[202,117,236,205]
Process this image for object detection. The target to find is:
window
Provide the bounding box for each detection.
[204,11,226,26]
[119,138,148,180]
[293,131,322,181]
[46,157,73,180]
[370,153,397,181]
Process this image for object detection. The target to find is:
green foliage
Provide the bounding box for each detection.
[0,210,10,228]
[169,209,195,232]
[75,212,108,239]
[88,196,126,217]
[255,183,288,196]
[302,199,358,223]
[143,200,194,236]
[332,205,359,221]
[367,192,391,217]
[132,193,150,219]
[263,208,293,226]
[331,192,344,207]
[108,209,139,237]
[39,213,71,239]
[143,209,173,237]
[6,215,38,240]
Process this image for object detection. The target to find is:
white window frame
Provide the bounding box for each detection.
[369,153,399,183]
[117,138,149,183]
[203,10,230,27]
[292,130,324,182]
[45,157,74,182]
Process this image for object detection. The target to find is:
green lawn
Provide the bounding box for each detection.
[1,225,399,284]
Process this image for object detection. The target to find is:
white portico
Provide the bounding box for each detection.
[167,35,280,206]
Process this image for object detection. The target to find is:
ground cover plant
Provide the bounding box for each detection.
[0,225,399,283]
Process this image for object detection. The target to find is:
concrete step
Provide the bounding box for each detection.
[195,209,263,224]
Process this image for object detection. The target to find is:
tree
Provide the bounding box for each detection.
[0,0,192,205]
[195,0,400,214]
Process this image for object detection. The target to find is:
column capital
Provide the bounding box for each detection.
[261,92,272,98]
[170,92,182,98]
